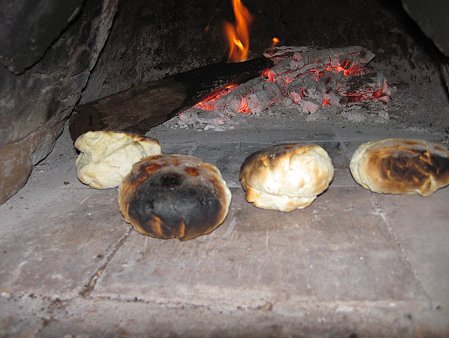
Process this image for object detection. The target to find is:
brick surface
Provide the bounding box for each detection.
[1,125,448,336]
[0,188,128,297]
[375,189,449,314]
[0,295,414,337]
[92,188,421,307]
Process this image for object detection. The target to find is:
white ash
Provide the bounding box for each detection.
[262,45,314,64]
[170,46,390,131]
[268,46,375,80]
[214,77,283,114]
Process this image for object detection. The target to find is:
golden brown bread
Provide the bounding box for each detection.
[75,131,161,189]
[240,143,334,211]
[118,154,232,240]
[350,138,449,196]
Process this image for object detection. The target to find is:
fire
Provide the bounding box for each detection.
[326,60,363,77]
[261,68,276,82]
[321,98,331,106]
[194,83,238,111]
[224,0,253,63]
[238,98,250,114]
[271,37,280,47]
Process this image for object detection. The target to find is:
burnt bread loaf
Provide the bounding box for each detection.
[350,138,449,195]
[118,154,232,240]
[240,143,334,211]
[75,131,161,189]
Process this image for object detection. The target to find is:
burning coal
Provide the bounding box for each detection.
[179,46,391,129]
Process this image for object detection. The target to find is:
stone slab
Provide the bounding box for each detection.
[1,125,448,336]
[375,188,449,317]
[148,123,441,146]
[148,124,339,145]
[0,187,128,298]
[0,295,415,338]
[0,295,47,337]
[92,187,422,309]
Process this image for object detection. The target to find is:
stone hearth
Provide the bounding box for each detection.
[1,120,448,336]
[1,0,449,336]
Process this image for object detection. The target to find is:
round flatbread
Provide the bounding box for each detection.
[240,143,334,211]
[75,131,161,189]
[350,138,449,196]
[118,154,232,240]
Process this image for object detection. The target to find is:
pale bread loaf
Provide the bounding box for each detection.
[350,138,449,196]
[75,131,161,189]
[240,144,334,211]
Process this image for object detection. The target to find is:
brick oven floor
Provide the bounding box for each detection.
[1,122,449,337]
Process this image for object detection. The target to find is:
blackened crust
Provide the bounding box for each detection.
[357,139,449,196]
[373,150,449,194]
[128,172,223,240]
[119,155,231,240]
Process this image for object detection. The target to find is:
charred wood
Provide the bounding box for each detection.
[69,58,273,141]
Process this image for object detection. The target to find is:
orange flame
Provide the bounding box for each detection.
[271,37,280,47]
[194,83,238,111]
[224,0,253,63]
[325,60,363,77]
[322,98,331,106]
[239,97,250,114]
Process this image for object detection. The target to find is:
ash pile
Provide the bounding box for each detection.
[173,46,391,130]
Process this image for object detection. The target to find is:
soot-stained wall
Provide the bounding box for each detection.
[401,0,449,91]
[80,0,443,104]
[1,0,447,205]
[0,0,118,204]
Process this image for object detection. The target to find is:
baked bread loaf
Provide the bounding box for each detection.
[75,131,161,189]
[118,154,232,240]
[240,144,334,211]
[350,138,449,196]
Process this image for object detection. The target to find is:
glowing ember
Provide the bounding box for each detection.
[261,68,270,77]
[271,37,280,47]
[224,0,253,63]
[179,46,391,129]
[238,98,250,114]
[194,83,238,111]
[261,68,276,82]
[322,98,331,106]
[326,60,364,77]
[373,88,385,99]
